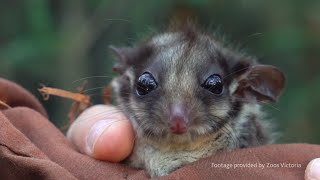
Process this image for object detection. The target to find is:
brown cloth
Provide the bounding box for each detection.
[0,77,319,180]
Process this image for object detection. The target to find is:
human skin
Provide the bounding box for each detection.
[67,105,320,180]
[66,105,134,162]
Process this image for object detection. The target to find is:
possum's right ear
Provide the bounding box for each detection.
[233,65,286,103]
[109,46,135,74]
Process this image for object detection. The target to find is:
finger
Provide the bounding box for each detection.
[305,158,320,180]
[66,104,134,162]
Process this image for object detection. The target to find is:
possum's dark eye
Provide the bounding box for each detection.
[136,72,158,96]
[202,74,223,94]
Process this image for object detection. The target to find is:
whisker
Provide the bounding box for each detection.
[247,32,263,38]
[78,109,127,122]
[83,86,107,93]
[222,66,251,80]
[238,32,264,50]
[103,18,132,23]
[235,98,281,111]
[72,75,113,84]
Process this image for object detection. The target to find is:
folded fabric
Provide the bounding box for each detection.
[0,77,319,180]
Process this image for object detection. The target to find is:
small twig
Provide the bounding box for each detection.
[38,86,90,105]
[67,81,90,123]
[38,81,91,131]
[0,100,11,109]
[38,81,113,132]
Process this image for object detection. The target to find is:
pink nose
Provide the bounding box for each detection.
[169,102,191,134]
[170,116,187,134]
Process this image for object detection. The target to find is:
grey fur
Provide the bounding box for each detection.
[111,26,285,177]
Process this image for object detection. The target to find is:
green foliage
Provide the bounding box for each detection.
[0,0,319,143]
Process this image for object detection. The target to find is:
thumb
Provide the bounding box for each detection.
[305,158,320,180]
[67,105,134,162]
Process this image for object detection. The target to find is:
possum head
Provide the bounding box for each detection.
[110,26,285,145]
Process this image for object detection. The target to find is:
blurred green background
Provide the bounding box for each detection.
[1,0,319,143]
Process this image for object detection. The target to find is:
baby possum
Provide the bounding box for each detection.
[110,24,285,177]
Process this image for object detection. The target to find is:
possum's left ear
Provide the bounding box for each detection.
[109,45,153,74]
[109,46,136,74]
[234,65,285,103]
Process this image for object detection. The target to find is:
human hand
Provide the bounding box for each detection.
[305,158,320,180]
[67,104,320,180]
[66,105,134,162]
